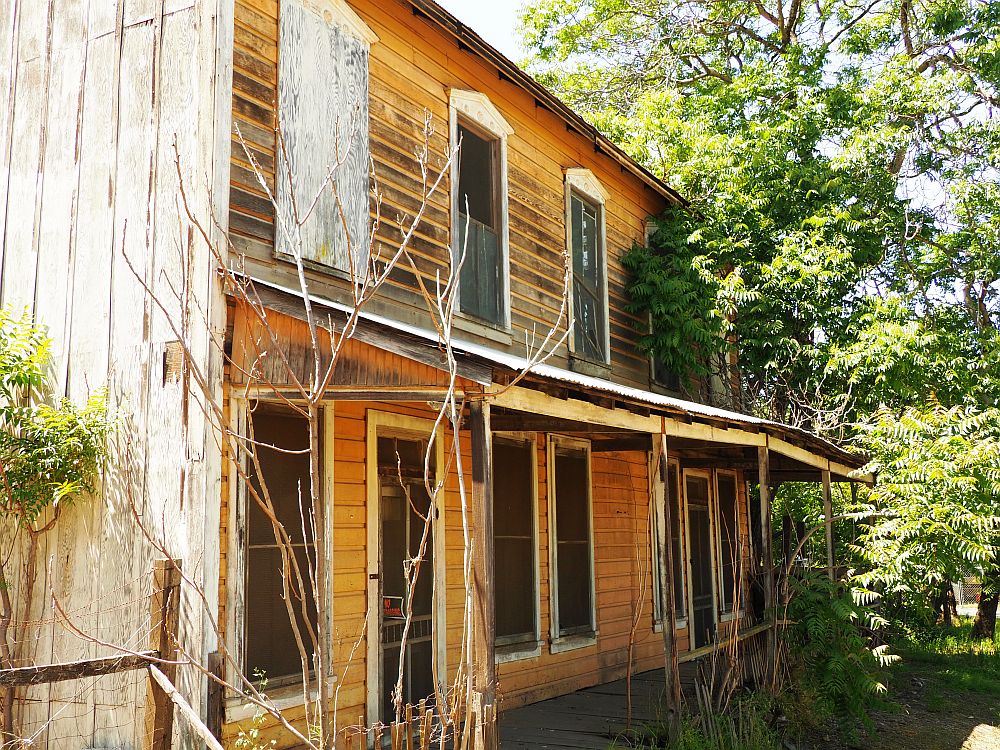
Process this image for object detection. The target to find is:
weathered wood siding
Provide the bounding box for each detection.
[0,1,231,747]
[228,0,670,392]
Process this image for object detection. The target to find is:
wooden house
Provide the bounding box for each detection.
[0,0,867,748]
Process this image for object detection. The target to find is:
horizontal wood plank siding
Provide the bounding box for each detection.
[228,0,670,393]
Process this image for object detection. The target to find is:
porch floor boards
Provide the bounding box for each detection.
[499,666,697,749]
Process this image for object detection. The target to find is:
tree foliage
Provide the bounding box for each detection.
[520,0,1000,423]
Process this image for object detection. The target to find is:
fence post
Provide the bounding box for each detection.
[144,559,182,750]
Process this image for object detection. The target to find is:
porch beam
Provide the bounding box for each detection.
[757,446,776,685]
[822,469,834,580]
[468,400,497,747]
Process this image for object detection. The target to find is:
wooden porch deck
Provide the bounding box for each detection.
[499,666,696,749]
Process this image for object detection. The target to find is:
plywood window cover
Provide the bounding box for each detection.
[449,89,513,330]
[297,0,379,44]
[547,434,598,653]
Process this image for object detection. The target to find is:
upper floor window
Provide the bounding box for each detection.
[566,169,609,363]
[450,90,512,328]
[277,0,376,274]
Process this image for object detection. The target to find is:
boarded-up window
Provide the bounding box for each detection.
[278,0,370,272]
[244,408,320,684]
[717,473,740,613]
[457,123,503,324]
[570,193,606,361]
[553,442,594,637]
[493,438,536,645]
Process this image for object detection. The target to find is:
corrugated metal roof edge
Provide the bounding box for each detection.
[243,275,867,470]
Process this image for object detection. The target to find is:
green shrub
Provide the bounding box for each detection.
[784,567,898,732]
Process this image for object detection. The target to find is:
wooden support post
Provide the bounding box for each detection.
[144,559,182,750]
[206,651,223,743]
[656,429,681,739]
[757,446,776,686]
[822,469,834,580]
[469,400,497,750]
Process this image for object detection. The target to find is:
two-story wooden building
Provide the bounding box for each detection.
[0,0,866,748]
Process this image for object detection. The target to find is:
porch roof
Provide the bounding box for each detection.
[244,276,870,482]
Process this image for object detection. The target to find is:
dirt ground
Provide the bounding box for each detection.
[806,654,1000,750]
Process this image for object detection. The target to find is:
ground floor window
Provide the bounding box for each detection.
[551,437,594,638]
[493,437,537,647]
[244,406,320,685]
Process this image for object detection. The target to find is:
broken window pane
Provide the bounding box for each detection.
[570,193,606,361]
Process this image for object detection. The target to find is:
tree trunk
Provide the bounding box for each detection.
[971,569,999,641]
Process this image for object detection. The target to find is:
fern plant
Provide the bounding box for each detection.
[784,567,898,732]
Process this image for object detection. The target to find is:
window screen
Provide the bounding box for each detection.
[456,123,503,324]
[553,445,593,636]
[571,193,606,361]
[244,408,320,684]
[717,473,740,613]
[668,464,686,616]
[278,0,370,272]
[493,439,536,644]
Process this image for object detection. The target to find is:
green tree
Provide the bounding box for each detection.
[520,0,1000,423]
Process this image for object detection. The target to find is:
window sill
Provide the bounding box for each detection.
[452,313,512,346]
[550,632,597,654]
[719,610,744,624]
[653,618,688,634]
[496,640,543,664]
[224,676,337,722]
[568,353,611,379]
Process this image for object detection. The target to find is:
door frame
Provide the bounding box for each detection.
[365,409,447,726]
[682,468,719,649]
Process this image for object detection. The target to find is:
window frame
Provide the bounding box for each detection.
[547,434,598,653]
[364,410,448,728]
[651,452,688,632]
[449,89,513,332]
[565,169,610,366]
[682,468,719,648]
[225,397,337,721]
[714,469,745,620]
[492,433,543,663]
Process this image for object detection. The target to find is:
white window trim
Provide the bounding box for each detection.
[364,410,448,727]
[714,469,743,616]
[650,451,689,632]
[493,433,543,664]
[547,434,598,652]
[682,469,719,648]
[224,398,336,720]
[449,89,513,330]
[564,168,611,365]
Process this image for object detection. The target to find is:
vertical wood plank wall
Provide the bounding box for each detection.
[227,0,672,392]
[0,1,230,748]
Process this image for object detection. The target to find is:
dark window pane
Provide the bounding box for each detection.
[244,408,320,683]
[457,125,495,228]
[570,192,605,361]
[717,474,740,612]
[668,465,685,614]
[493,439,536,642]
[554,447,593,636]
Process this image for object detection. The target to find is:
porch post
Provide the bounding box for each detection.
[656,429,681,737]
[757,445,776,684]
[469,399,497,749]
[822,469,834,580]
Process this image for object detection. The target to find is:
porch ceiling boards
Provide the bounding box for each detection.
[242,275,871,484]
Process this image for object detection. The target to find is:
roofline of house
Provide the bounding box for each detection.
[407,0,689,208]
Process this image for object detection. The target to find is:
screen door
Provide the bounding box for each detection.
[685,473,717,649]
